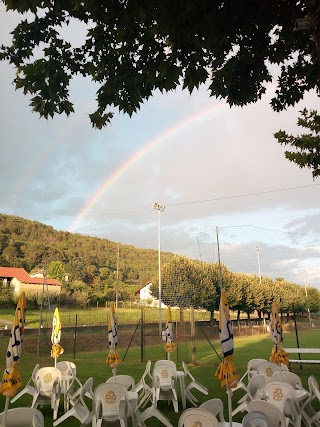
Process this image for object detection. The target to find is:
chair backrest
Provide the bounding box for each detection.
[94,383,128,421]
[178,408,219,427]
[32,364,40,381]
[272,371,303,389]
[154,359,177,370]
[153,365,176,389]
[257,361,280,382]
[182,361,194,380]
[136,360,152,394]
[263,380,294,411]
[248,400,287,427]
[308,375,320,398]
[106,375,136,391]
[242,410,270,427]
[0,408,44,427]
[80,377,94,402]
[34,367,61,396]
[199,398,225,422]
[248,358,268,372]
[56,361,77,376]
[247,374,266,400]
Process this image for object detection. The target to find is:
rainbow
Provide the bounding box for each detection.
[69,100,227,232]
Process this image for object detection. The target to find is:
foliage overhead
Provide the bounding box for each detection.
[274,108,320,177]
[0,0,319,130]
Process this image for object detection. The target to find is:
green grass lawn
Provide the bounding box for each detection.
[1,327,320,426]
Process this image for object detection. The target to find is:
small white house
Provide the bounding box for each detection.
[137,282,167,308]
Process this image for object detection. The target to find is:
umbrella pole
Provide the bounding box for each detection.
[227,386,233,427]
[54,356,57,368]
[2,396,10,427]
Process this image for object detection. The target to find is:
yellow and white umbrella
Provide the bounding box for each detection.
[165,307,175,357]
[51,307,64,367]
[215,289,239,427]
[0,292,26,425]
[270,300,289,366]
[106,303,121,376]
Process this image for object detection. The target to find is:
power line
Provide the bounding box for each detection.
[166,183,320,207]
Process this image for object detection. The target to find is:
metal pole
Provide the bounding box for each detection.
[153,202,165,336]
[116,243,120,318]
[216,226,223,291]
[256,246,262,283]
[158,209,162,336]
[304,282,312,327]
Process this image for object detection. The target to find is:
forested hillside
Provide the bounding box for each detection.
[0,214,174,287]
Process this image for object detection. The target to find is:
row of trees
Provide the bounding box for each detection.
[151,256,320,321]
[1,253,318,319]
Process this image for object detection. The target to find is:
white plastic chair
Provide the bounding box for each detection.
[106,375,136,391]
[178,408,219,427]
[263,380,300,426]
[257,361,281,382]
[56,360,86,409]
[134,378,173,427]
[10,364,39,404]
[0,408,44,427]
[136,360,153,396]
[272,371,308,404]
[232,374,266,416]
[248,400,293,427]
[92,382,128,427]
[31,367,61,421]
[199,398,225,423]
[301,375,320,427]
[152,365,179,413]
[53,377,93,426]
[242,410,270,427]
[182,361,208,406]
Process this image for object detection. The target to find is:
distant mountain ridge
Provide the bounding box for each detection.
[0,213,174,286]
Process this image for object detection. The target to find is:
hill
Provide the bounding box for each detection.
[0,214,174,287]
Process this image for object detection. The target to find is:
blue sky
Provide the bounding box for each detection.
[1,4,320,287]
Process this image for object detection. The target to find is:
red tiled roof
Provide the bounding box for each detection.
[0,267,61,286]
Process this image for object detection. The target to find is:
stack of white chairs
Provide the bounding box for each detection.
[182,361,208,407]
[152,364,179,413]
[0,408,44,427]
[10,364,39,405]
[53,377,93,427]
[301,375,320,427]
[178,408,219,427]
[31,366,61,421]
[56,360,86,412]
[92,382,129,427]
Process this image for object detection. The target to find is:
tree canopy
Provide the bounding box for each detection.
[1,0,320,173]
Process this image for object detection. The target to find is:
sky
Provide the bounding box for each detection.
[1,5,320,289]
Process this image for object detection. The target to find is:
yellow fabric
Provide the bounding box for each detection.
[106,350,121,369]
[165,307,175,353]
[51,307,64,359]
[215,355,239,388]
[107,303,121,369]
[0,292,26,397]
[214,289,239,388]
[270,300,290,366]
[51,344,64,358]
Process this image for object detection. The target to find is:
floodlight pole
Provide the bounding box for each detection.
[256,246,262,283]
[153,202,165,337]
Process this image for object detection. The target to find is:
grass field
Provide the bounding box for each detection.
[1,324,320,426]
